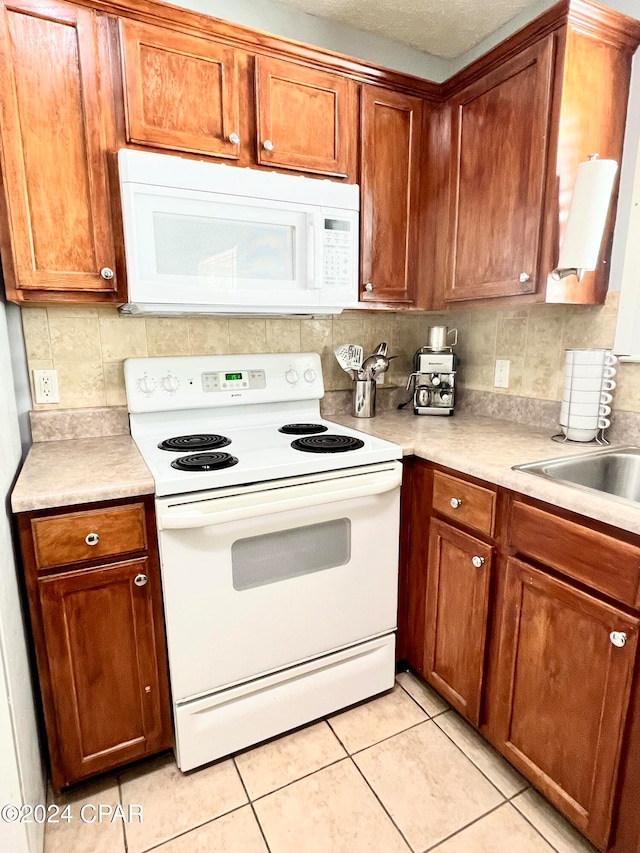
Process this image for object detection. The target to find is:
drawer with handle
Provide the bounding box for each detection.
[510,500,640,607]
[31,503,147,571]
[432,471,497,536]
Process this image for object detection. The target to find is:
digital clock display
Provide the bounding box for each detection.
[225,372,243,381]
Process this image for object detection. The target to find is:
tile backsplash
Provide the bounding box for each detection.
[21,291,640,415]
[21,305,440,410]
[448,291,640,413]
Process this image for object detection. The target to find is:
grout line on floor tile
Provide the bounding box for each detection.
[395,676,449,719]
[232,756,273,853]
[137,804,251,853]
[423,800,509,852]
[326,711,432,758]
[247,754,348,804]
[430,713,513,803]
[117,776,129,853]
[348,754,416,853]
[510,798,565,853]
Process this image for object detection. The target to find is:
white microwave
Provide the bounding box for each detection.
[117,149,360,315]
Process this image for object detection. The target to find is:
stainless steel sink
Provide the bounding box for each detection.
[513,446,640,506]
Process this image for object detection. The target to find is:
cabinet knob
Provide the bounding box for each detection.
[134,573,148,587]
[449,497,462,509]
[518,272,530,283]
[228,132,240,145]
[610,631,627,648]
[364,282,374,292]
[100,267,114,280]
[85,532,99,546]
[472,555,485,568]
[263,139,274,151]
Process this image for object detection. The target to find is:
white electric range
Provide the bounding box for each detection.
[125,353,403,771]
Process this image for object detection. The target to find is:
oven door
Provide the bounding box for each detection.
[155,461,401,703]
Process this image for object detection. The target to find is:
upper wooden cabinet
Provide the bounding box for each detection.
[119,19,240,159]
[255,56,357,177]
[445,38,554,302]
[0,0,121,302]
[360,85,424,305]
[441,6,640,306]
[118,30,358,177]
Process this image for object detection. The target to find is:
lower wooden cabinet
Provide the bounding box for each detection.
[423,519,493,725]
[400,459,640,851]
[496,558,638,850]
[17,495,172,790]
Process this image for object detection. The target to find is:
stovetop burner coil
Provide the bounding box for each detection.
[159,434,231,452]
[291,434,365,453]
[170,452,239,472]
[278,423,329,435]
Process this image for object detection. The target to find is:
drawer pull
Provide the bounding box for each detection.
[450,497,463,509]
[228,132,240,145]
[472,555,485,568]
[610,631,627,648]
[134,573,148,587]
[85,532,99,546]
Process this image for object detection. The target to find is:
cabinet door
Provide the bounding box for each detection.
[39,557,170,785]
[497,557,639,849]
[255,56,356,177]
[360,85,423,304]
[0,0,118,298]
[445,37,554,302]
[120,19,240,159]
[423,518,493,725]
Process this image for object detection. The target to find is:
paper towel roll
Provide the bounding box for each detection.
[556,158,618,273]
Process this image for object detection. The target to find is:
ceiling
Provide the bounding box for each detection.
[270,0,545,59]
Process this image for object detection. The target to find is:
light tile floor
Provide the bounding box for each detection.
[44,672,598,853]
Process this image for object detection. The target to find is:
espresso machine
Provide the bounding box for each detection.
[407,326,458,416]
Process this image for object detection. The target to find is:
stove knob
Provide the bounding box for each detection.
[137,375,156,396]
[303,368,317,384]
[431,374,441,386]
[162,374,180,394]
[285,368,299,385]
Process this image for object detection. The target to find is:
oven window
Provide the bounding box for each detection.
[231,519,351,591]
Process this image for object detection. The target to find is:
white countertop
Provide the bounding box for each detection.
[11,435,154,513]
[12,410,640,536]
[330,410,640,536]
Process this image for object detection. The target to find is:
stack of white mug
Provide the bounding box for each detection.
[561,349,616,442]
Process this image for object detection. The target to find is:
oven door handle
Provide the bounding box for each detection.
[156,464,402,530]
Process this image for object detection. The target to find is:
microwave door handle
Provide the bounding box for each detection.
[307,213,321,289]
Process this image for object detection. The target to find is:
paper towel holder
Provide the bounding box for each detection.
[551,154,618,282]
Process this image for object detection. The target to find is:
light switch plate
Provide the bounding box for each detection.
[494,359,510,388]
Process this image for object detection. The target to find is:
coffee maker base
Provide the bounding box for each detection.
[414,406,454,416]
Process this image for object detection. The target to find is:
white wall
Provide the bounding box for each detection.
[169,0,451,80]
[0,299,44,853]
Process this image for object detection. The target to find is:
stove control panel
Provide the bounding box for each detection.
[124,353,324,413]
[202,369,266,392]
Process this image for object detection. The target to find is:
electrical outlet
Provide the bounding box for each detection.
[375,372,385,385]
[494,359,510,389]
[33,369,59,404]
